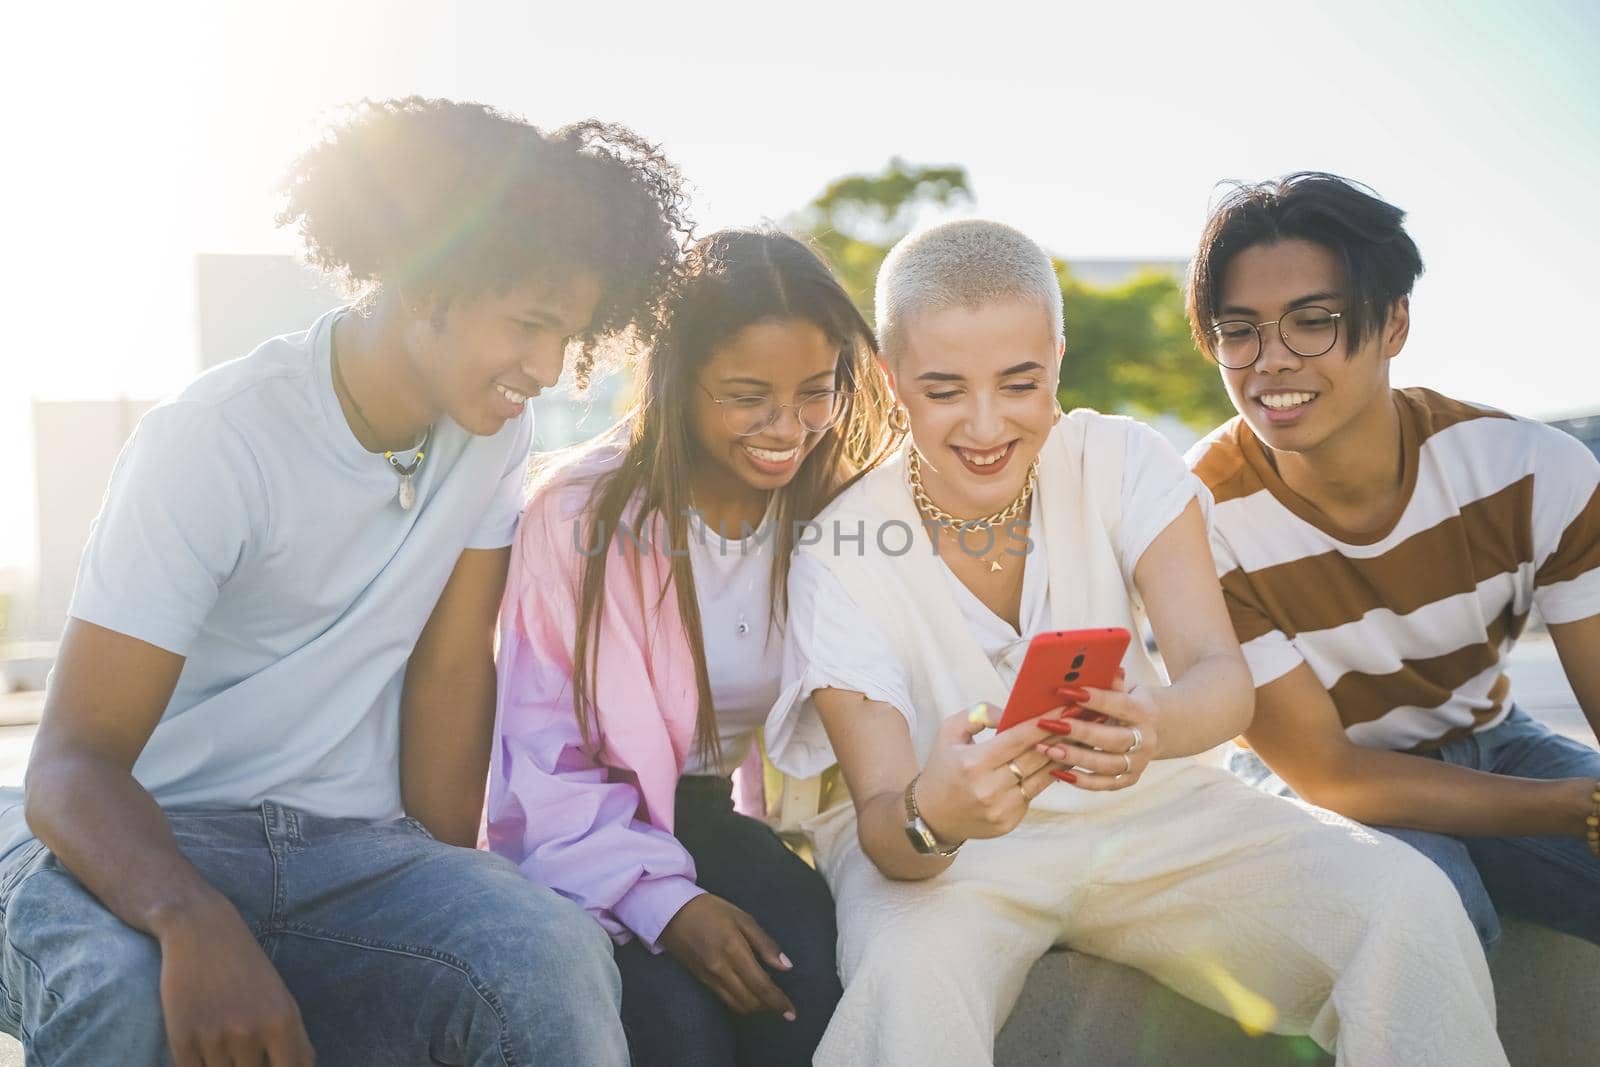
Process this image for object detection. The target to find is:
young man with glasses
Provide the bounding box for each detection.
[1185,172,1600,953]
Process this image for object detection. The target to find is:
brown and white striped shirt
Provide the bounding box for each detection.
[1187,388,1600,751]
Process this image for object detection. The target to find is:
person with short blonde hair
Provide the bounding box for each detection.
[765,218,1506,1066]
[874,218,1064,364]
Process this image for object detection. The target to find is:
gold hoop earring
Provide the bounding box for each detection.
[889,404,911,435]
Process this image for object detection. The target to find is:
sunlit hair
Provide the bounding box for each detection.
[276,96,692,386]
[563,229,899,767]
[875,219,1064,363]
[1186,172,1424,362]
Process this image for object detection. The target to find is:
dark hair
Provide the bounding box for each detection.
[276,97,692,386]
[570,230,899,767]
[1186,172,1423,360]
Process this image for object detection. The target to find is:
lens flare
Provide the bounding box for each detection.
[1195,959,1278,1036]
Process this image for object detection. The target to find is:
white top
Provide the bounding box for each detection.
[2,308,531,856]
[782,495,1048,731]
[683,499,784,777]
[770,413,1206,793]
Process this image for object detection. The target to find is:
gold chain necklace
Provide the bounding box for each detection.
[907,448,1037,572]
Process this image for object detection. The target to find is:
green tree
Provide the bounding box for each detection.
[791,162,1234,430]
[791,158,972,323]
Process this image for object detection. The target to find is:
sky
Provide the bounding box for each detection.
[1,0,1597,573]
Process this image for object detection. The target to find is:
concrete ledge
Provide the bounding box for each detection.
[2,919,1591,1065]
[1488,918,1600,1067]
[996,916,1600,1066]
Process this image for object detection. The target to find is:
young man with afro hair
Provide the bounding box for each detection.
[0,97,689,1065]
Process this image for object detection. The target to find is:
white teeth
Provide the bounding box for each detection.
[1259,392,1316,410]
[495,383,529,405]
[959,445,1008,466]
[745,445,799,463]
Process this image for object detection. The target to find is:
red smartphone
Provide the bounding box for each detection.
[996,627,1131,732]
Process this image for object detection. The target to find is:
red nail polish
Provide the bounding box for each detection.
[1038,720,1072,734]
[1056,686,1090,702]
[1050,769,1078,783]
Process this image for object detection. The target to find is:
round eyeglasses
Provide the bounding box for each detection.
[699,385,854,437]
[1209,306,1344,370]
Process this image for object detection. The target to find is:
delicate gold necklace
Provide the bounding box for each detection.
[907,448,1037,572]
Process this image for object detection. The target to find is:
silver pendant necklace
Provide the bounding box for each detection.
[385,428,432,511]
[330,331,432,511]
[700,501,766,638]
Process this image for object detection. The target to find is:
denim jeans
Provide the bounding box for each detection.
[615,775,842,1066]
[0,801,628,1065]
[1229,707,1600,955]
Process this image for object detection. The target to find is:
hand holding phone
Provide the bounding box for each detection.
[1033,670,1161,791]
[996,627,1131,733]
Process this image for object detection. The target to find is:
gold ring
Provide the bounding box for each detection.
[1008,761,1026,784]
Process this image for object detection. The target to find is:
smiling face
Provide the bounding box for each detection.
[407,272,602,436]
[891,297,1062,518]
[691,318,843,494]
[1216,239,1407,457]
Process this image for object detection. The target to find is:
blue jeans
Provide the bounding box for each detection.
[1229,707,1600,956]
[615,775,842,1066]
[0,802,628,1065]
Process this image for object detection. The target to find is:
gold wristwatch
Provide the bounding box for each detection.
[904,773,962,857]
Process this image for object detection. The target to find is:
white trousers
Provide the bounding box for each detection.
[808,762,1505,1067]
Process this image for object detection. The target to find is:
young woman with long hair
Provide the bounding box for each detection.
[487,229,897,1065]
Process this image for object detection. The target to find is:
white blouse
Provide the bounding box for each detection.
[684,499,784,777]
[775,426,1206,759]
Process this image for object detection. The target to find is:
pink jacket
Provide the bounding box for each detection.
[484,434,761,950]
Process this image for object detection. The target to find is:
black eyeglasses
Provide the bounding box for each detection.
[1209,306,1344,370]
[699,384,854,437]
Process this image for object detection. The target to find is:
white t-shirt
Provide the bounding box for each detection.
[2,308,530,854]
[776,425,1201,764]
[683,500,784,777]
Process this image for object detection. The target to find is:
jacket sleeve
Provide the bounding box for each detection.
[485,489,704,951]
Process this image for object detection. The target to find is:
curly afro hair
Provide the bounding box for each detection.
[277,97,692,386]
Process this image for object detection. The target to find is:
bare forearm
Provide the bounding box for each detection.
[856,789,954,882]
[1570,652,1600,743]
[1152,652,1253,759]
[400,657,496,846]
[1546,616,1600,742]
[1288,745,1596,837]
[24,753,231,938]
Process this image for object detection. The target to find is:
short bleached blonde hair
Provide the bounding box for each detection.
[874,218,1064,363]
